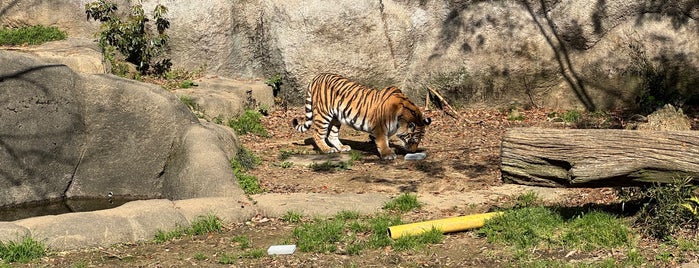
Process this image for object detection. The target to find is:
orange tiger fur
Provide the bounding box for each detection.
[293,73,431,160]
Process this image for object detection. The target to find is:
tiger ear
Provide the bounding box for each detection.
[423,118,431,126]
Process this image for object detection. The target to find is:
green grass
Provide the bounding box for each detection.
[561,110,582,123]
[478,206,563,249]
[0,25,66,46]
[187,214,223,235]
[561,211,631,251]
[230,147,263,194]
[281,211,304,223]
[232,235,251,249]
[193,252,207,261]
[228,109,269,137]
[393,227,443,251]
[0,236,46,263]
[290,211,436,255]
[383,193,422,213]
[154,214,223,243]
[478,207,632,252]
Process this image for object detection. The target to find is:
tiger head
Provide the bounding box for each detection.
[395,104,431,153]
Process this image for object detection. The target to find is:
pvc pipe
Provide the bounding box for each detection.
[387,212,503,239]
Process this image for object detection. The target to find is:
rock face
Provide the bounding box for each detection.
[4,0,697,109]
[0,50,244,208]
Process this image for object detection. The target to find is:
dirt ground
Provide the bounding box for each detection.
[19,106,699,267]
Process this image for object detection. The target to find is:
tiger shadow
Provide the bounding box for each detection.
[299,138,423,160]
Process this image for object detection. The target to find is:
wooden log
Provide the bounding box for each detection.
[501,128,699,187]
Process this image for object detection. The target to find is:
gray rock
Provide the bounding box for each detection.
[172,76,274,121]
[0,50,241,207]
[4,0,696,109]
[8,38,109,74]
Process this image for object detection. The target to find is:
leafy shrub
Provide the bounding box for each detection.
[228,109,269,137]
[0,25,66,46]
[635,177,698,240]
[85,0,171,76]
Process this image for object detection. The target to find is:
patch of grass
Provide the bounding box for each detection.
[193,252,207,261]
[236,173,262,195]
[187,214,223,235]
[383,193,422,213]
[310,161,352,172]
[393,227,444,251]
[232,235,251,250]
[561,110,582,123]
[278,161,293,168]
[0,25,66,46]
[291,213,428,255]
[230,147,263,194]
[478,206,633,259]
[515,191,540,208]
[349,150,363,161]
[335,210,361,220]
[154,214,223,243]
[240,249,266,259]
[478,206,563,249]
[217,252,236,264]
[0,236,46,263]
[154,228,185,243]
[561,210,631,251]
[293,218,345,253]
[281,211,304,223]
[228,109,269,137]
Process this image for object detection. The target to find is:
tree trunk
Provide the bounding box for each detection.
[501,128,699,187]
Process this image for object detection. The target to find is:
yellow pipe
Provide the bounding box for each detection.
[387,212,503,239]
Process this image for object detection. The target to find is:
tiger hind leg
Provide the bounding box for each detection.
[328,123,351,152]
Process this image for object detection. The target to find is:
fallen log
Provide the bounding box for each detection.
[501,128,699,187]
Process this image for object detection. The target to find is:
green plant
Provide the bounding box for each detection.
[279,161,293,168]
[240,249,266,259]
[154,214,223,243]
[478,206,563,249]
[232,235,251,250]
[217,252,236,264]
[561,110,582,123]
[636,177,697,240]
[231,147,261,173]
[154,228,185,243]
[228,109,269,137]
[0,237,46,263]
[187,214,223,235]
[0,25,66,46]
[515,191,540,208]
[281,211,303,223]
[265,74,283,96]
[335,210,361,220]
[236,173,262,194]
[85,0,171,75]
[293,218,345,253]
[383,193,422,213]
[230,147,263,194]
[349,150,363,162]
[179,80,197,89]
[193,253,207,261]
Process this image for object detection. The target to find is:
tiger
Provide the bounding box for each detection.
[292,73,431,160]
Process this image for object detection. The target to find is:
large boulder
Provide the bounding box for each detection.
[0,50,244,208]
[4,0,697,109]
